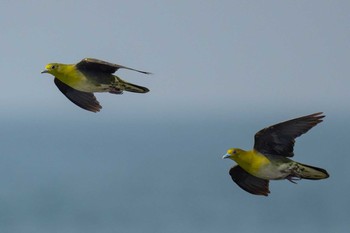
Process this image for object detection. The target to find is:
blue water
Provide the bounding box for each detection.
[0,114,348,233]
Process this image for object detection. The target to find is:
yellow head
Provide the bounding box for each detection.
[222,148,244,160]
[41,63,62,76]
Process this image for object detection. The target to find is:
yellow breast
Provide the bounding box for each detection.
[55,65,85,87]
[234,150,271,176]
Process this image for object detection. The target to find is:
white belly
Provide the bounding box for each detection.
[255,163,291,180]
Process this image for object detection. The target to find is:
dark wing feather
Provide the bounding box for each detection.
[254,112,324,157]
[54,78,102,113]
[229,166,270,196]
[75,58,151,75]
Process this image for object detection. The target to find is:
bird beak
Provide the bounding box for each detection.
[41,70,48,74]
[222,153,230,159]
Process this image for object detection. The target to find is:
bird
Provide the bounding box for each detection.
[222,112,329,196]
[41,58,150,112]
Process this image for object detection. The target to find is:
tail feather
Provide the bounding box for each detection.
[115,76,149,94]
[293,162,329,180]
[123,82,149,93]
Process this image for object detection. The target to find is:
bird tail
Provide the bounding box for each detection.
[291,162,329,180]
[115,76,149,94]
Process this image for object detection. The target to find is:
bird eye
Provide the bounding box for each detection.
[232,150,236,154]
[51,65,56,69]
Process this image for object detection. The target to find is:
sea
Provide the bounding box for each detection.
[0,113,348,233]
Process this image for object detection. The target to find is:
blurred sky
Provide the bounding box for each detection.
[0,1,349,233]
[0,0,349,119]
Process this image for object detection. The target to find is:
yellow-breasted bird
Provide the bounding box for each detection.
[41,58,150,112]
[222,112,329,196]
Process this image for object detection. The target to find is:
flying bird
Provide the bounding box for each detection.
[41,58,150,112]
[222,112,329,196]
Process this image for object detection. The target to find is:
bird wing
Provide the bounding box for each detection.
[229,165,270,196]
[54,78,102,113]
[253,112,324,157]
[75,58,151,75]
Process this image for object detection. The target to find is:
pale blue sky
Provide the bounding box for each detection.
[0,1,349,119]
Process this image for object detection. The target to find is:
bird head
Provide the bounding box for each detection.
[222,148,244,160]
[41,63,61,76]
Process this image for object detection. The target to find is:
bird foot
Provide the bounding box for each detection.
[286,176,301,184]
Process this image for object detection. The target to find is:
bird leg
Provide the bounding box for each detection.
[285,162,304,184]
[109,82,124,94]
[109,88,123,94]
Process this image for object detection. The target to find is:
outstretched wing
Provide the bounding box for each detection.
[54,78,102,113]
[229,166,270,196]
[75,58,152,75]
[254,112,324,157]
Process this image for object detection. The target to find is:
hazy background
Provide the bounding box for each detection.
[0,1,349,232]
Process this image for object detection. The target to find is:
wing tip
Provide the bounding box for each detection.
[307,112,325,126]
[85,101,102,113]
[309,112,325,119]
[88,106,102,113]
